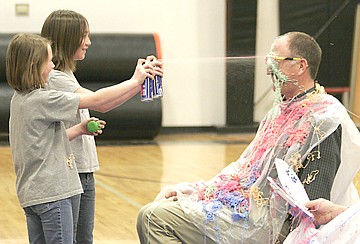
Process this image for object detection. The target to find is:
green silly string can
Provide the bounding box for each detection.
[87,121,101,133]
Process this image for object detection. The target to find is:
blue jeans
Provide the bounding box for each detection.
[76,173,95,244]
[24,195,80,244]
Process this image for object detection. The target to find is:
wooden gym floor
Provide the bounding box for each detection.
[1,132,359,244]
[0,132,254,244]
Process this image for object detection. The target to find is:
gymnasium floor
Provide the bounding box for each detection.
[2,131,360,243]
[0,132,255,243]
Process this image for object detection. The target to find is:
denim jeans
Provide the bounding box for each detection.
[76,173,95,244]
[24,195,80,244]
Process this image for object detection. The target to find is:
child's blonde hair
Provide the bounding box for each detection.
[6,33,51,93]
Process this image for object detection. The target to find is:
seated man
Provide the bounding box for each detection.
[137,32,360,243]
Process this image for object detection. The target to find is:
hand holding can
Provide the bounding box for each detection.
[141,56,163,102]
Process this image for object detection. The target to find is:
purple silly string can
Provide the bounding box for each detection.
[153,74,163,98]
[141,77,153,102]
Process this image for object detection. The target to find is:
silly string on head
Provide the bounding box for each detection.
[266,53,288,105]
[266,53,290,118]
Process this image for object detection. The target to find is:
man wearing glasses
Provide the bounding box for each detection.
[137,32,360,243]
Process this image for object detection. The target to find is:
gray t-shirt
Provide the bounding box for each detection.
[47,69,99,173]
[9,89,83,208]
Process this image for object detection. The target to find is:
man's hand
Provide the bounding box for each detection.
[304,198,347,225]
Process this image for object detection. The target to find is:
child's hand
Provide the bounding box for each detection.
[132,55,163,86]
[83,117,106,136]
[67,117,106,141]
[146,55,163,79]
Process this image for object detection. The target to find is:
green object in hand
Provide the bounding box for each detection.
[87,121,101,133]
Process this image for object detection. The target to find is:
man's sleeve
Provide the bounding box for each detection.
[299,125,342,200]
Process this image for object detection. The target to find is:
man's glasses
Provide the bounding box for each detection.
[272,57,302,61]
[266,54,302,61]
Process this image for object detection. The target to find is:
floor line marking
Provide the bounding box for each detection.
[95,179,143,209]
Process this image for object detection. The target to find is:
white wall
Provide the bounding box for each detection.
[0,0,226,127]
[1,1,280,126]
[254,0,279,121]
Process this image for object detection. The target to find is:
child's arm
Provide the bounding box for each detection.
[66,118,106,141]
[78,56,163,112]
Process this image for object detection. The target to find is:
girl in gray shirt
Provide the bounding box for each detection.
[41,9,163,243]
[7,33,106,244]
